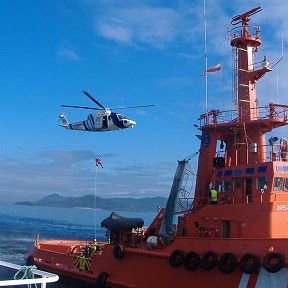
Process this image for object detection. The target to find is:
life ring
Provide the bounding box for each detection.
[25,255,35,266]
[263,252,285,273]
[71,245,80,255]
[219,253,237,274]
[113,244,125,260]
[95,272,109,288]
[200,251,218,271]
[169,249,185,268]
[184,251,200,271]
[240,253,260,274]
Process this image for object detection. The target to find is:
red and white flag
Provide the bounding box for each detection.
[203,63,221,75]
[95,157,103,168]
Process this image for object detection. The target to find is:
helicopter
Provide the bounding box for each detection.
[58,91,154,132]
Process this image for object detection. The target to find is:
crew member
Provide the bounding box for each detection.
[210,187,218,205]
[91,239,98,253]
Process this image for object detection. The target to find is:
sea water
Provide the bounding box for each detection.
[0,204,157,287]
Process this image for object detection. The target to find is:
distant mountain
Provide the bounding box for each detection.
[15,193,167,212]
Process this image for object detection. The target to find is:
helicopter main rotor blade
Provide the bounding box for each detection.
[82,91,106,110]
[112,104,155,110]
[61,105,102,111]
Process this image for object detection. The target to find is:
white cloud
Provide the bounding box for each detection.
[94,5,197,49]
[57,42,81,61]
[98,22,133,43]
[90,1,288,57]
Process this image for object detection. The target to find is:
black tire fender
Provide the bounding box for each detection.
[169,249,185,268]
[25,255,35,266]
[96,272,109,288]
[263,252,285,273]
[219,252,238,274]
[200,251,218,271]
[184,251,200,271]
[240,253,260,274]
[113,244,125,260]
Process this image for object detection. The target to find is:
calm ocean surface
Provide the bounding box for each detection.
[0,204,157,287]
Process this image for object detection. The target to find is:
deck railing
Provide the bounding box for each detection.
[0,260,59,287]
[198,103,288,128]
[183,191,288,208]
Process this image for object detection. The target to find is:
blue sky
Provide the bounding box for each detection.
[0,0,287,202]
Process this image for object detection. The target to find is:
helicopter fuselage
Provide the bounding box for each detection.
[58,110,136,132]
[58,91,153,133]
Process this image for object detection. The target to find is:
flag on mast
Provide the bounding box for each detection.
[203,63,221,75]
[95,157,103,168]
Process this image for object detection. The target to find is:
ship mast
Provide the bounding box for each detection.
[229,7,272,166]
[193,7,274,210]
[230,7,271,121]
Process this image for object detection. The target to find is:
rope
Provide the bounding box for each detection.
[14,265,38,288]
[94,165,98,240]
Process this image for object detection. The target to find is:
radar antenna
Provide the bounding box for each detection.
[231,7,262,26]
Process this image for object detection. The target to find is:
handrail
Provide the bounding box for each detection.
[0,260,59,287]
[175,191,288,211]
[198,103,288,128]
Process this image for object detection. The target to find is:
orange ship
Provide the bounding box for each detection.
[25,7,288,288]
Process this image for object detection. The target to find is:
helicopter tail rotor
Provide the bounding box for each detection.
[58,113,69,127]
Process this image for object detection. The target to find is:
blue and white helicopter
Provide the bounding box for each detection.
[58,91,154,132]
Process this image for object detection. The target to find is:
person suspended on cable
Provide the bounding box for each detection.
[95,157,103,168]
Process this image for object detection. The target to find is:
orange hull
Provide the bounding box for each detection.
[26,237,288,288]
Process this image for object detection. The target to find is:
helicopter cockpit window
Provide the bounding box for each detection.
[117,114,125,120]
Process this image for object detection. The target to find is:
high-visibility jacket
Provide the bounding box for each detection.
[210,189,218,202]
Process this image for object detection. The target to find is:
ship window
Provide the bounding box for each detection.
[222,220,230,238]
[234,178,242,188]
[246,168,255,174]
[273,177,283,191]
[284,179,288,191]
[257,176,268,190]
[234,169,242,176]
[276,166,284,172]
[223,180,232,192]
[216,171,223,177]
[258,166,268,173]
[215,181,222,192]
[224,170,233,176]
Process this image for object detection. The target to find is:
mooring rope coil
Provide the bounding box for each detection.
[14,265,38,288]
